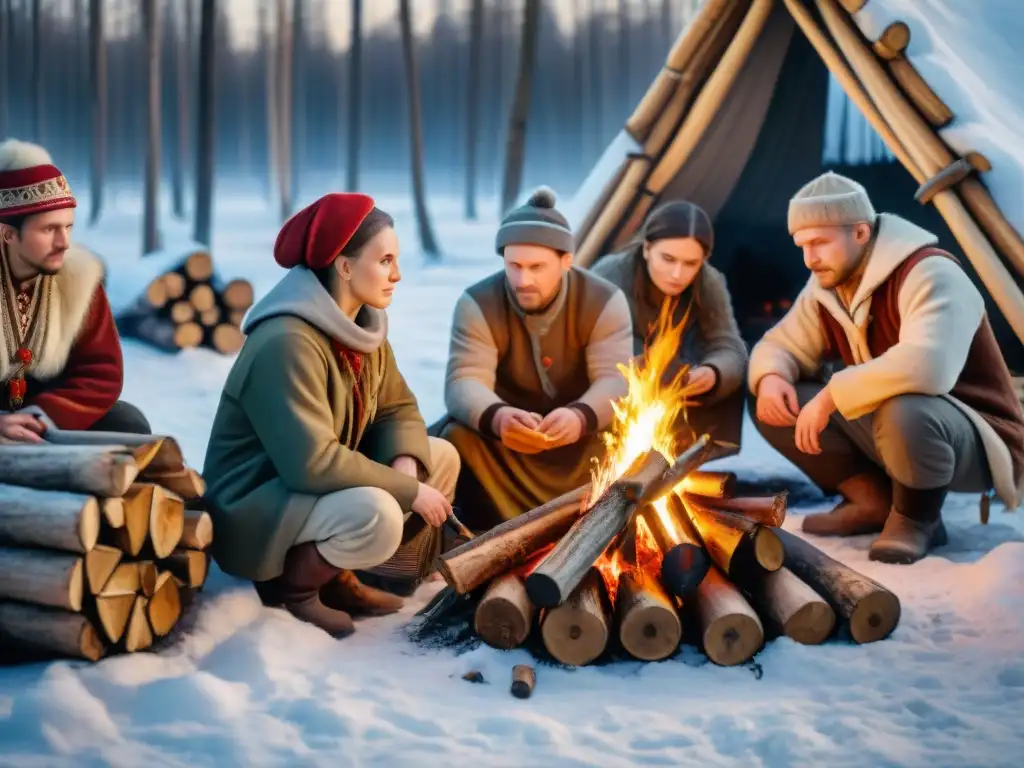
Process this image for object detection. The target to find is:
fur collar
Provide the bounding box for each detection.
[0,246,104,382]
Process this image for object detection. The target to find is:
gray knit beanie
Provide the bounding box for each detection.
[495,186,574,255]
[787,171,876,235]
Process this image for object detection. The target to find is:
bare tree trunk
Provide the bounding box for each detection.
[290,0,303,205]
[262,0,278,202]
[171,0,191,219]
[193,0,216,246]
[31,0,42,140]
[463,0,484,220]
[398,0,440,257]
[142,0,162,254]
[276,0,293,222]
[345,0,362,191]
[1,1,11,140]
[499,0,541,216]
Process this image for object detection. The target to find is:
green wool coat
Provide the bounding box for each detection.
[202,267,431,582]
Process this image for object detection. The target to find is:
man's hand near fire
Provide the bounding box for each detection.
[686,365,718,396]
[493,407,548,454]
[536,407,585,448]
[393,455,450,527]
[756,374,801,427]
[794,385,837,455]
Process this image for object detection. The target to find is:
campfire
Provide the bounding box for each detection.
[417,305,900,668]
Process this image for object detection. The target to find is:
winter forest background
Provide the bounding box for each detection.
[0,0,706,254]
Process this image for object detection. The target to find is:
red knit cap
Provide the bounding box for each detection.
[273,193,376,269]
[0,139,76,219]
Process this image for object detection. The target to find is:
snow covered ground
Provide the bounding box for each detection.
[0,191,1022,767]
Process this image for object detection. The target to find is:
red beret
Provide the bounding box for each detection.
[273,192,375,269]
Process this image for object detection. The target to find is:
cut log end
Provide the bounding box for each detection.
[95,590,137,643]
[85,545,123,594]
[211,324,244,355]
[181,510,214,549]
[101,498,125,529]
[525,573,562,609]
[753,528,784,571]
[850,590,901,644]
[785,601,837,646]
[79,497,101,551]
[474,574,533,650]
[703,612,764,667]
[620,604,682,661]
[125,596,153,652]
[541,608,609,667]
[660,543,711,598]
[148,572,182,636]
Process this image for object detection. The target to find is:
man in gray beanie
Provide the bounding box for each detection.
[431,187,633,529]
[749,171,1024,564]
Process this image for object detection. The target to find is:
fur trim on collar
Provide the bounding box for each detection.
[0,246,104,382]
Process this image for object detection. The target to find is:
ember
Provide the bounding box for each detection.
[418,303,901,667]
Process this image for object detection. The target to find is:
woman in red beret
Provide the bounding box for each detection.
[202,193,460,636]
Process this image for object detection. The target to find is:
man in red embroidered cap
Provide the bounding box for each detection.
[202,193,460,636]
[0,139,149,442]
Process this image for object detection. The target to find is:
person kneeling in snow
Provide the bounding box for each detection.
[0,139,150,441]
[749,172,1024,564]
[432,187,633,530]
[202,193,461,636]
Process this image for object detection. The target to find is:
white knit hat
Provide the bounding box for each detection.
[787,171,876,235]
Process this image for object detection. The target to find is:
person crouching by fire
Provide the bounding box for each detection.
[202,193,461,637]
[590,199,749,455]
[749,171,1024,564]
[431,187,633,531]
[0,138,151,440]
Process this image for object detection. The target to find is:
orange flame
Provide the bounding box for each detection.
[595,548,628,605]
[590,297,699,500]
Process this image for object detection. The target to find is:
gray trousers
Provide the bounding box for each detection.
[751,382,990,494]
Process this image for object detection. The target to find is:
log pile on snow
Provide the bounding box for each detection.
[0,430,212,662]
[415,438,900,667]
[111,247,253,356]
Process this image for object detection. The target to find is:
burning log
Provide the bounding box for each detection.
[0,485,101,553]
[747,566,836,645]
[685,491,787,528]
[540,567,611,666]
[0,547,85,611]
[681,471,735,498]
[642,500,710,599]
[0,445,143,497]
[437,484,590,595]
[615,566,682,661]
[0,602,105,661]
[682,495,784,580]
[775,529,900,644]
[695,566,764,666]
[473,573,534,650]
[526,450,669,608]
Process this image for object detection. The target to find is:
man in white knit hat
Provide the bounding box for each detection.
[0,138,150,441]
[749,171,1024,563]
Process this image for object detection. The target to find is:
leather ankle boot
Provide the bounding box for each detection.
[253,542,355,636]
[869,484,948,564]
[801,470,892,536]
[320,569,404,616]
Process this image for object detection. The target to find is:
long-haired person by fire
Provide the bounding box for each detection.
[749,171,1024,564]
[433,187,633,530]
[202,193,461,637]
[591,199,748,454]
[0,138,150,440]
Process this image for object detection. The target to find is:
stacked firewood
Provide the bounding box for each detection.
[0,430,212,662]
[425,437,900,667]
[114,248,254,356]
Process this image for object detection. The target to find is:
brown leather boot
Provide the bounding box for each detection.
[320,569,404,616]
[801,470,892,536]
[253,542,355,636]
[869,484,948,564]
